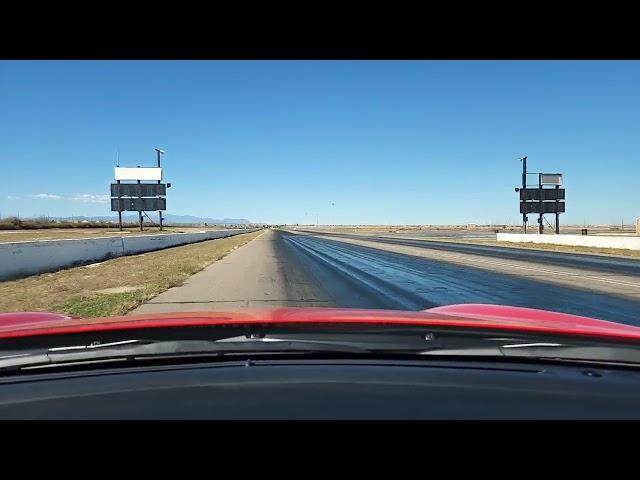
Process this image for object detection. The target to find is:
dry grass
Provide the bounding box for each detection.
[0,230,263,317]
[405,237,640,259]
[0,217,111,230]
[0,226,236,243]
[0,216,228,231]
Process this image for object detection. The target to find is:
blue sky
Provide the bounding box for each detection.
[0,60,638,225]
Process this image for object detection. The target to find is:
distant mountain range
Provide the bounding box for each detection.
[54,214,252,225]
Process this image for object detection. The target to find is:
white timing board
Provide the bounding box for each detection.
[540,173,562,185]
[114,167,162,181]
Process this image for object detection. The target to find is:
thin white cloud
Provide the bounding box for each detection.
[32,193,63,200]
[73,194,110,204]
[6,195,20,200]
[28,193,110,203]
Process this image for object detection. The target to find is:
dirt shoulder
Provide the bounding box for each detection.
[0,230,263,317]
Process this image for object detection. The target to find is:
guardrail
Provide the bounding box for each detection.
[0,229,260,281]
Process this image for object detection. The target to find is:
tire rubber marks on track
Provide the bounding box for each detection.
[323,236,640,291]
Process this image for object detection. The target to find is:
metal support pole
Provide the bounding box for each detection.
[555,185,560,234]
[156,148,163,231]
[117,179,123,231]
[522,157,527,234]
[538,173,543,234]
[138,179,143,232]
[158,177,163,232]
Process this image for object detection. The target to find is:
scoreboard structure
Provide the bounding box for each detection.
[110,150,169,231]
[515,158,565,234]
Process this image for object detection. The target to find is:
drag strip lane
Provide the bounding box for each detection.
[303,230,640,276]
[281,231,640,325]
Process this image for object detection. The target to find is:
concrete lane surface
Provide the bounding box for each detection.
[132,229,640,325]
[131,230,334,314]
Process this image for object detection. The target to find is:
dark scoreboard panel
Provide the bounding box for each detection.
[111,183,166,197]
[520,188,565,201]
[520,201,565,214]
[111,198,166,212]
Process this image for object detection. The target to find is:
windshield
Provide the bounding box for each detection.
[2,59,640,367]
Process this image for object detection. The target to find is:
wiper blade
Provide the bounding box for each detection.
[0,339,375,372]
[3,334,640,372]
[418,344,640,366]
[500,344,640,364]
[48,339,144,352]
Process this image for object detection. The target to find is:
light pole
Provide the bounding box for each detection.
[154,148,164,168]
[520,156,527,233]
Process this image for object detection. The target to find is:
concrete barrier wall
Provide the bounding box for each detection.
[0,229,259,281]
[497,233,640,251]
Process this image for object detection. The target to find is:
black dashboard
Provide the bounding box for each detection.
[1,358,639,419]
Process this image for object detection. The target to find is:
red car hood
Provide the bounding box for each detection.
[0,304,640,341]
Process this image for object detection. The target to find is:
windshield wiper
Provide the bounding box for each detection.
[2,334,640,373]
[417,343,640,366]
[0,338,377,372]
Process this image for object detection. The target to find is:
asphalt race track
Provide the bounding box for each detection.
[132,229,640,325]
[302,230,640,276]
